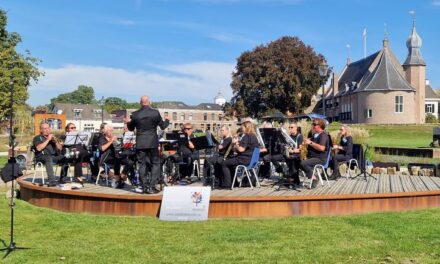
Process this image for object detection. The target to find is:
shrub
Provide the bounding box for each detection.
[425,113,438,123]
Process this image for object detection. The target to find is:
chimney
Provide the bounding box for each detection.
[332,73,339,95]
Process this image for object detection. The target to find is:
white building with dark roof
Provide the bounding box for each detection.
[52,103,113,132]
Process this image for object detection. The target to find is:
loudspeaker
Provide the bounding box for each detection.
[1,158,23,183]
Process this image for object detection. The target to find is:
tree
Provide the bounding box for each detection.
[0,9,42,121]
[230,36,329,118]
[103,97,128,113]
[50,85,96,106]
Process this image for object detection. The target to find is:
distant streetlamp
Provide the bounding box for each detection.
[318,62,329,117]
[100,96,105,123]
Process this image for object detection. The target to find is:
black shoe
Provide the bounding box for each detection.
[311,179,319,188]
[144,187,156,194]
[59,178,67,184]
[116,181,125,189]
[47,182,57,187]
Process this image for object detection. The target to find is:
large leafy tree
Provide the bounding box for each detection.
[0,9,42,121]
[103,97,128,113]
[50,85,96,106]
[230,36,329,118]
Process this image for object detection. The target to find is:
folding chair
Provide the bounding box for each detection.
[231,147,261,190]
[307,147,332,188]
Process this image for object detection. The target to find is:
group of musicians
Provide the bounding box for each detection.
[33,95,353,192]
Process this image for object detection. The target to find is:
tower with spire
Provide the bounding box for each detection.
[403,18,426,124]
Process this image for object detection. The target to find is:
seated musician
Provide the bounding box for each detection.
[259,122,284,178]
[32,123,65,187]
[299,118,329,188]
[98,124,125,188]
[61,123,88,184]
[220,118,259,188]
[178,123,199,183]
[89,122,107,182]
[203,125,233,186]
[119,124,136,183]
[331,124,353,179]
[284,123,303,187]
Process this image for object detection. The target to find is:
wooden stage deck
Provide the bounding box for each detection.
[18,174,440,218]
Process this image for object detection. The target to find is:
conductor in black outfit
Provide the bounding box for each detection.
[125,96,169,194]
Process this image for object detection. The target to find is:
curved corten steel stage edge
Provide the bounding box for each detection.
[18,177,440,218]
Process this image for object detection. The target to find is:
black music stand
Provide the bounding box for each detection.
[261,128,278,178]
[351,144,376,181]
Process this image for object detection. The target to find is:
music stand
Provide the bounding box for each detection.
[64,132,90,146]
[261,128,278,178]
[351,144,377,181]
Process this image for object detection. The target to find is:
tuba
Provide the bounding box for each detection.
[256,128,265,148]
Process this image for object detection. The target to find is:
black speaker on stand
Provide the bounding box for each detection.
[0,77,30,259]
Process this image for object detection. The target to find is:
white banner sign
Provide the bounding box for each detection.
[159,186,211,221]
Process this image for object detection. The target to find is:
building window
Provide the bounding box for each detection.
[204,113,208,121]
[426,103,435,114]
[172,112,177,120]
[365,109,372,118]
[73,109,83,119]
[211,113,215,121]
[180,113,185,121]
[164,112,169,118]
[93,109,102,119]
[395,96,403,113]
[188,113,193,121]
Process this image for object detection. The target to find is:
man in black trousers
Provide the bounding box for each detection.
[125,95,169,194]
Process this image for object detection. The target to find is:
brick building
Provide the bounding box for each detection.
[319,20,438,124]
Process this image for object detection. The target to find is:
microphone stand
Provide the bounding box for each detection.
[0,78,30,259]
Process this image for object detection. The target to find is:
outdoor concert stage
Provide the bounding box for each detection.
[18,174,440,218]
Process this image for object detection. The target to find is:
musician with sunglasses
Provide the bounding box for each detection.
[331,124,353,179]
[59,123,88,184]
[203,125,233,187]
[300,118,330,188]
[284,123,303,186]
[177,123,199,183]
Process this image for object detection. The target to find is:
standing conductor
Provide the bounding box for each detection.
[125,96,169,194]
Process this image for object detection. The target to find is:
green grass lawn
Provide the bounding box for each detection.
[0,199,438,263]
[328,124,437,148]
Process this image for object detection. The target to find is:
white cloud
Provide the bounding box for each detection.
[208,33,256,45]
[29,62,235,106]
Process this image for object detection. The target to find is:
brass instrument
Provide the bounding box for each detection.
[299,143,308,160]
[280,127,297,157]
[223,138,234,160]
[256,128,265,148]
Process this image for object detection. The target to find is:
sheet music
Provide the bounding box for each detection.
[64,131,91,146]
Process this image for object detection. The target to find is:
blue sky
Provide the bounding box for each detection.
[1,0,440,106]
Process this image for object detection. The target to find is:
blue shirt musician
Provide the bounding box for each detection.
[220,118,259,189]
[331,125,353,179]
